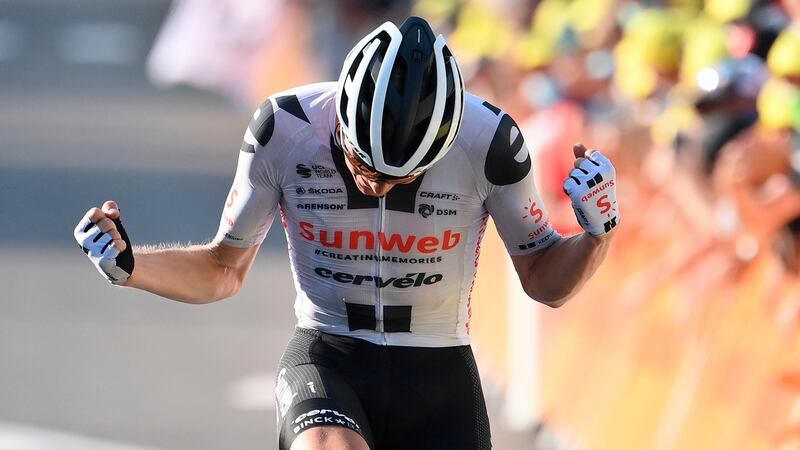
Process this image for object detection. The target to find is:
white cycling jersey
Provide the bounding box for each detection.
[216,82,559,347]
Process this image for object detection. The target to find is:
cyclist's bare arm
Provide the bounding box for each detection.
[511,230,615,308]
[75,103,284,303]
[79,200,259,304]
[128,241,259,304]
[510,144,619,308]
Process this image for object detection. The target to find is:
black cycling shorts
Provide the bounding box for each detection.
[275,327,492,449]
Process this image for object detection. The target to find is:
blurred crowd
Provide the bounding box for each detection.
[418,1,800,446]
[410,0,800,321]
[146,0,800,446]
[149,0,800,279]
[418,0,800,280]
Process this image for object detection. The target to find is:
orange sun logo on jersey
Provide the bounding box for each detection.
[522,198,543,224]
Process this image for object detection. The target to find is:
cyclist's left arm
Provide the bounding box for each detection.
[513,143,619,307]
[510,230,615,308]
[485,137,618,307]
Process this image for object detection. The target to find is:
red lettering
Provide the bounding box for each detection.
[379,233,416,253]
[320,230,343,248]
[597,195,612,215]
[226,188,238,208]
[417,236,439,253]
[280,207,287,228]
[296,224,461,252]
[349,230,375,250]
[299,221,314,240]
[442,230,461,250]
[581,180,615,202]
[528,202,543,224]
[466,218,489,333]
[527,219,551,240]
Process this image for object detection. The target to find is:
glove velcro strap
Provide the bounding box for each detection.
[112,218,135,275]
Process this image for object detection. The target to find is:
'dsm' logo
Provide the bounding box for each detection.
[417,204,457,218]
[418,204,435,218]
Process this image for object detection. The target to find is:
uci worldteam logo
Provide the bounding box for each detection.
[296,164,313,178]
[296,164,337,179]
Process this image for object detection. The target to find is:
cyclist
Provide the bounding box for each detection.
[74,16,619,450]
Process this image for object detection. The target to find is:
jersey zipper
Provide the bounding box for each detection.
[377,195,386,344]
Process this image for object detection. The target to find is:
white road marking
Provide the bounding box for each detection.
[0,421,154,450]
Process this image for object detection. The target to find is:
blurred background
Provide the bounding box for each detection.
[3,0,800,449]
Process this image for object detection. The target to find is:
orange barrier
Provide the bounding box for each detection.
[471,211,800,449]
[470,220,511,383]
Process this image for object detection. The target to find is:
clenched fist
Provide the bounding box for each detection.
[563,143,620,237]
[74,200,135,285]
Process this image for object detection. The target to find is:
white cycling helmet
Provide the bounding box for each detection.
[335,16,465,178]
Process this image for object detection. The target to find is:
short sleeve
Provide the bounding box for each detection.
[482,112,560,255]
[214,98,284,248]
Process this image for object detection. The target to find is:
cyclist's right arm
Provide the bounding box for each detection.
[74,200,260,303]
[75,97,286,304]
[78,166,275,304]
[127,239,261,304]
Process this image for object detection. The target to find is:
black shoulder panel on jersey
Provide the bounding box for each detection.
[484,113,531,186]
[241,99,275,153]
[482,100,502,116]
[385,174,426,213]
[276,95,310,123]
[330,135,379,209]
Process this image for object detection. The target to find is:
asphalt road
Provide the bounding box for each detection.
[1,84,296,449]
[0,3,301,444]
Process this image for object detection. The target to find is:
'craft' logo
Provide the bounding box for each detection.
[419,191,460,201]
